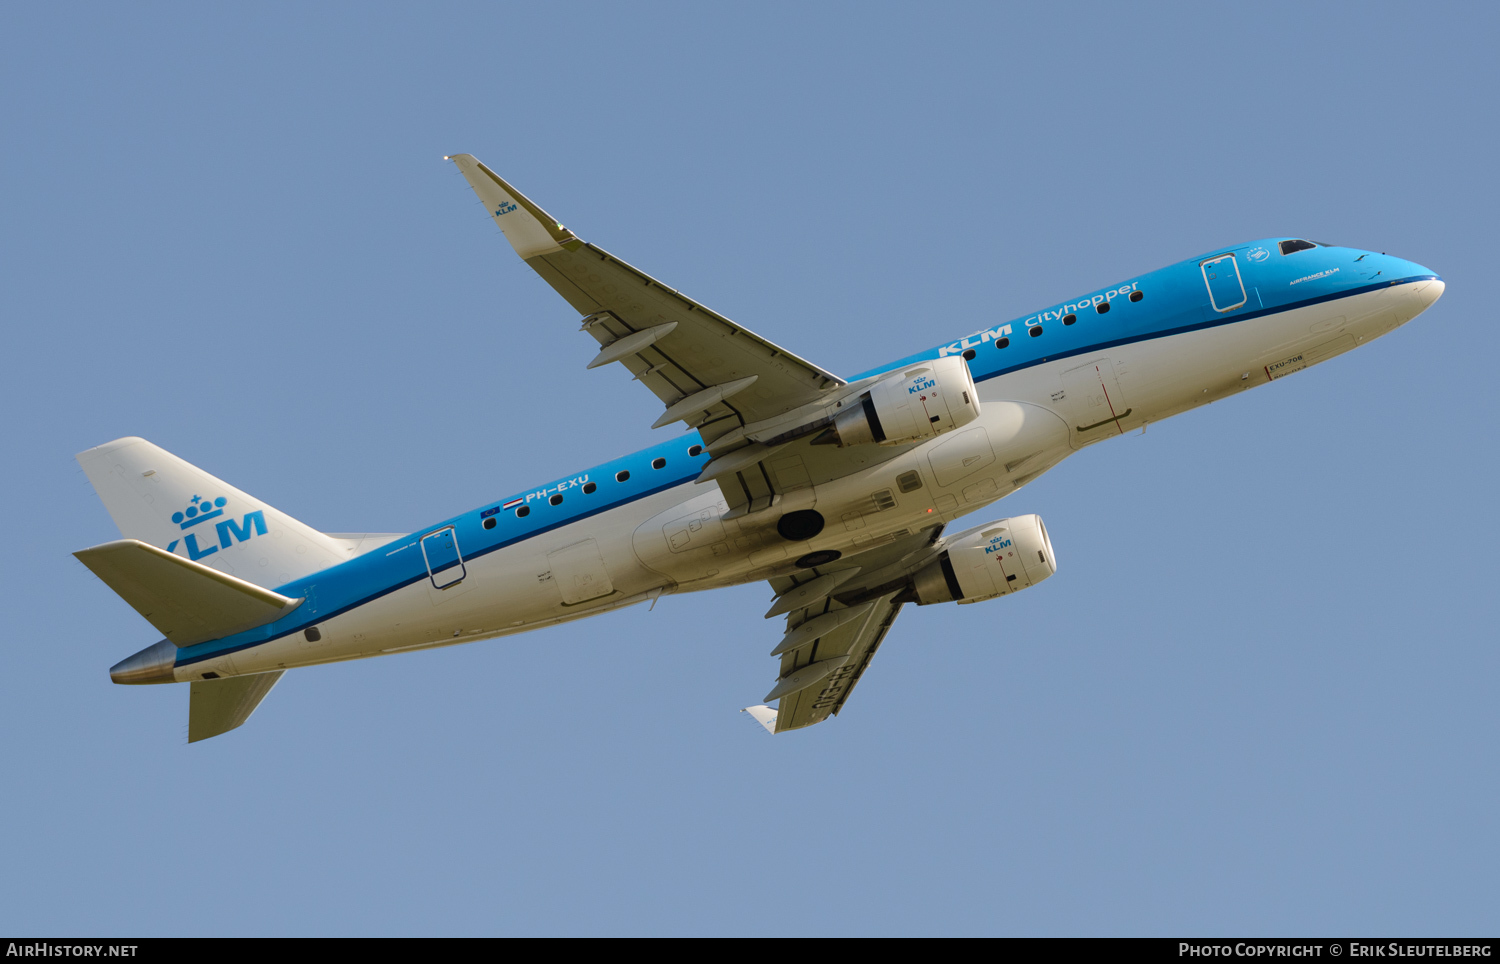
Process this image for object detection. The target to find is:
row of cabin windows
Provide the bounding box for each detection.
[959,289,1147,359]
[480,443,707,527]
[920,243,1318,369]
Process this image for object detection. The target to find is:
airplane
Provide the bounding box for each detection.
[74,154,1444,742]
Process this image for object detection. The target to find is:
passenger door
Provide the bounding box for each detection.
[1201,254,1247,312]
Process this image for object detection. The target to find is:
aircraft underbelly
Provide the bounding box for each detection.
[629,400,1071,587]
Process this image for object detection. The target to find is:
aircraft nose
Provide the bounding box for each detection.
[1415,277,1445,308]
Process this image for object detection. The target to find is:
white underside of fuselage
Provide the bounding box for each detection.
[187,279,1440,681]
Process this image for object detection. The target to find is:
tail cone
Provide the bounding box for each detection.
[110,640,177,685]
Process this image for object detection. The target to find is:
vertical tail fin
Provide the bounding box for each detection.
[189,672,283,742]
[76,437,349,589]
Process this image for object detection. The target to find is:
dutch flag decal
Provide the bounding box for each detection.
[502,498,524,510]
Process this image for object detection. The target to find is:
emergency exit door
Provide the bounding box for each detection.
[420,526,466,590]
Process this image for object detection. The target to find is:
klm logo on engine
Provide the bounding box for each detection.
[909,378,936,394]
[983,538,1013,554]
[164,494,268,561]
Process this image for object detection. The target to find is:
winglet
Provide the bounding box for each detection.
[741,704,778,735]
[447,154,582,259]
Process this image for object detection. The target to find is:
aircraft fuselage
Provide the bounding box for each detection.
[155,240,1443,681]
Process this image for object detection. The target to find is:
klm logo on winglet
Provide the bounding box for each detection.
[494,201,517,216]
[165,495,268,561]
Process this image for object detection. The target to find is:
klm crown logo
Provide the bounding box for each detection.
[165,495,267,562]
[172,494,226,529]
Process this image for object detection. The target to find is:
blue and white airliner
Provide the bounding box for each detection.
[75,154,1444,741]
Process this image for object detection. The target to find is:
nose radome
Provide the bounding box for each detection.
[1410,277,1445,311]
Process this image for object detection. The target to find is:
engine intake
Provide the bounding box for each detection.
[910,514,1056,605]
[815,356,980,447]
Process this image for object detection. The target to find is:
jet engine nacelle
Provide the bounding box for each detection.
[820,356,980,447]
[911,514,1057,605]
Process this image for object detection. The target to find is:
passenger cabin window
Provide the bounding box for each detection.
[1279,239,1318,256]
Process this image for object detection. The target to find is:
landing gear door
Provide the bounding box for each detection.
[420,526,467,590]
[1201,254,1247,313]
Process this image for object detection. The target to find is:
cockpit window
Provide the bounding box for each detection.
[1279,239,1318,255]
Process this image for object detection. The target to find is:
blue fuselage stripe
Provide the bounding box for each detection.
[172,242,1438,668]
[175,473,695,666]
[971,276,1435,384]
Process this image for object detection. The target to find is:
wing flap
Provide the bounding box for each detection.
[755,528,944,732]
[74,539,302,646]
[188,671,283,742]
[772,592,903,732]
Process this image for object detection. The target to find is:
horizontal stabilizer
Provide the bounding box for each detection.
[75,540,302,647]
[189,671,283,742]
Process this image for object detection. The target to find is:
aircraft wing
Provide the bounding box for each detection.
[751,527,943,732]
[447,154,845,449]
[764,590,905,732]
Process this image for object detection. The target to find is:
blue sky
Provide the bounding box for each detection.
[3,2,1496,936]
